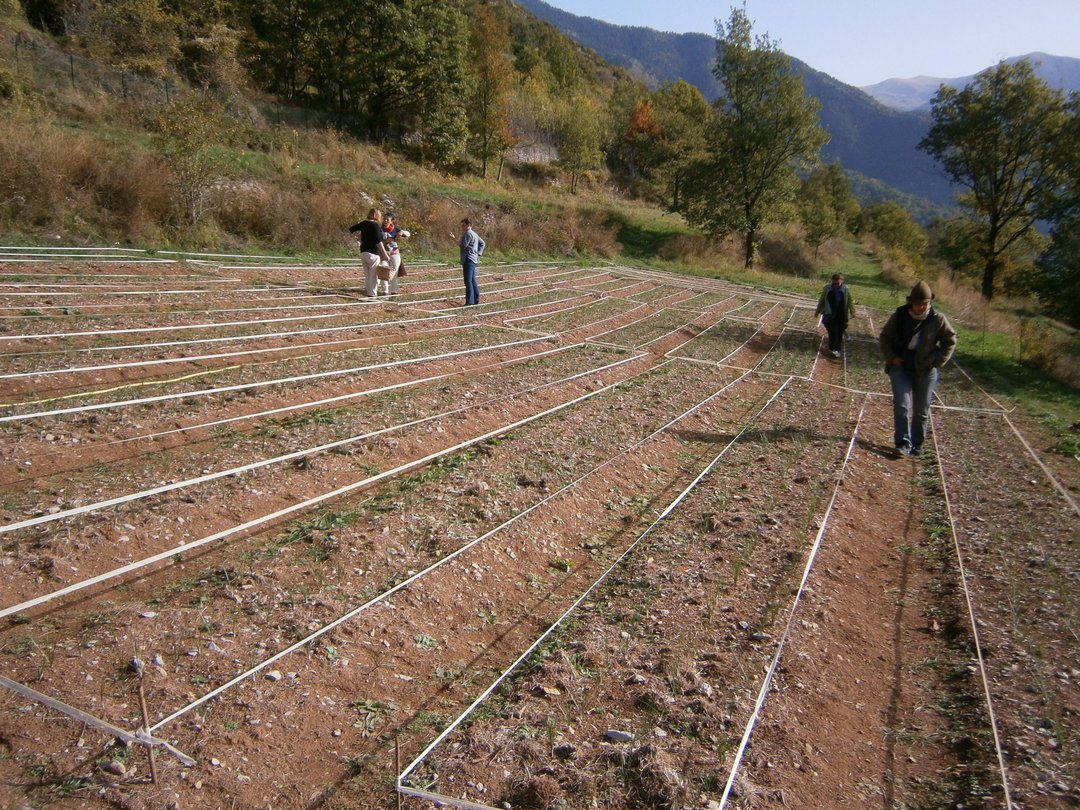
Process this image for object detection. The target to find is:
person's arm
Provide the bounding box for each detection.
[879,312,903,365]
[477,234,486,255]
[933,315,958,367]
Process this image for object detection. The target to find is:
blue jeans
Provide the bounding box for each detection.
[462,260,479,305]
[888,365,939,450]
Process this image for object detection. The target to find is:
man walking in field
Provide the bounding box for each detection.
[879,280,957,457]
[816,273,855,358]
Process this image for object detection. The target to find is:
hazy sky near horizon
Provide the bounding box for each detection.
[540,0,1080,86]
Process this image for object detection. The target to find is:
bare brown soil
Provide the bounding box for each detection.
[0,258,1076,810]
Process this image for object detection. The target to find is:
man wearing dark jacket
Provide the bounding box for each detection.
[879,280,958,457]
[816,273,855,358]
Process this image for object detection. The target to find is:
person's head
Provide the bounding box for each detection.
[831,273,843,287]
[384,212,395,226]
[907,280,934,318]
[367,207,381,222]
[461,217,471,230]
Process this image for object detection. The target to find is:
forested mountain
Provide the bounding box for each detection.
[515,0,955,208]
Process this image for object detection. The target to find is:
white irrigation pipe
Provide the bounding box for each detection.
[1001,414,1080,516]
[0,292,339,315]
[0,674,195,767]
[660,308,734,358]
[1,346,632,536]
[502,296,619,328]
[634,308,722,351]
[0,354,646,621]
[0,285,294,300]
[398,375,793,806]
[717,396,867,808]
[37,343,639,453]
[950,360,1010,412]
[2,310,458,359]
[929,410,1015,809]
[585,307,675,345]
[5,300,657,440]
[68,337,758,749]
[951,361,1078,516]
[0,305,379,343]
[144,362,701,734]
[0,321,474,381]
[0,257,174,264]
[0,245,151,253]
[404,280,585,313]
[0,333,551,421]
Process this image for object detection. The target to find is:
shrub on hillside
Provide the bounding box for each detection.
[757,224,815,277]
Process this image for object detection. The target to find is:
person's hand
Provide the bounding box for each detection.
[888,357,903,366]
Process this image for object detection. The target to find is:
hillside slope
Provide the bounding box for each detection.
[516,0,955,208]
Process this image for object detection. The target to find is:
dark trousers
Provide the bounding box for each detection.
[825,318,847,352]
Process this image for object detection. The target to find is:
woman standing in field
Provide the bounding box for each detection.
[349,208,390,297]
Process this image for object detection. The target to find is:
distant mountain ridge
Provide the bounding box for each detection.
[860,53,1080,111]
[514,0,1073,213]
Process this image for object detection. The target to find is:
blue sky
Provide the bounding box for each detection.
[540,0,1080,86]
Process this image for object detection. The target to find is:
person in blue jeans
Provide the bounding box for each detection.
[451,217,485,306]
[879,281,958,457]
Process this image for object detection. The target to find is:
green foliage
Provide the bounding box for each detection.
[919,59,1073,300]
[797,163,858,254]
[557,94,605,192]
[154,93,238,225]
[1036,94,1080,328]
[1036,214,1080,327]
[636,80,710,210]
[68,0,180,77]
[861,201,928,263]
[467,5,515,178]
[681,7,827,268]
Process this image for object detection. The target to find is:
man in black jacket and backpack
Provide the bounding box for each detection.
[879,281,958,457]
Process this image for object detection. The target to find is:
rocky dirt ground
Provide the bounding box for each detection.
[0,252,1076,810]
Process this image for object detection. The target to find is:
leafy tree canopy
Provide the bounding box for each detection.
[681,5,827,268]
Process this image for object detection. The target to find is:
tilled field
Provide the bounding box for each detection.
[0,251,1076,810]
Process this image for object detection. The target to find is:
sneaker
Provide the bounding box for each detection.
[831,350,841,358]
[910,446,922,457]
[894,444,911,457]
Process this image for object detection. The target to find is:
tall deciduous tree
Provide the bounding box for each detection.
[647,81,711,211]
[407,0,470,167]
[468,6,514,178]
[861,201,928,263]
[682,6,826,268]
[558,94,605,193]
[919,60,1071,300]
[1036,93,1080,326]
[155,94,236,226]
[797,163,859,257]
